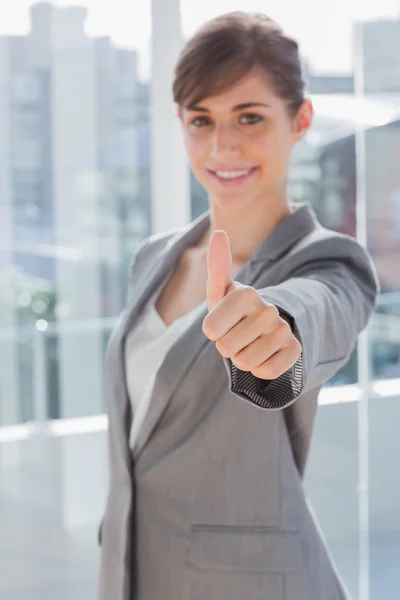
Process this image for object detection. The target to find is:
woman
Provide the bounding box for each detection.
[99,12,378,600]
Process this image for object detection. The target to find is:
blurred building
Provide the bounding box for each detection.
[354,17,400,94]
[0,2,151,423]
[0,1,149,298]
[305,63,355,94]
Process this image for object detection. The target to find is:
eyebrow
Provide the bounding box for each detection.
[186,102,271,112]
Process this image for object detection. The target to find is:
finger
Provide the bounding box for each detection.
[214,313,266,358]
[249,343,302,380]
[206,230,234,311]
[203,288,276,343]
[226,330,283,366]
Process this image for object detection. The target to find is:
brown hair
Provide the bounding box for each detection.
[173,12,306,118]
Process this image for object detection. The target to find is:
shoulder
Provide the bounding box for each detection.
[139,227,184,258]
[283,224,379,296]
[128,225,185,275]
[288,224,373,266]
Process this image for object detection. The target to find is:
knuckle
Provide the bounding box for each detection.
[263,303,279,319]
[239,354,252,369]
[240,286,258,305]
[259,364,279,380]
[238,285,252,300]
[234,357,251,371]
[264,365,278,379]
[271,305,281,319]
[293,338,303,356]
[240,284,252,294]
[215,338,233,358]
[278,319,291,336]
[202,317,215,339]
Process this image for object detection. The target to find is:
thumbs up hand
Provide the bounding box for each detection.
[202,231,302,381]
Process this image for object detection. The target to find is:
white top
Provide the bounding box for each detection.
[125,276,206,450]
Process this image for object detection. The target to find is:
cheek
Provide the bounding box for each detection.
[254,131,292,171]
[249,135,274,166]
[185,136,208,169]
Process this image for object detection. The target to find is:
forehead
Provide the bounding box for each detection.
[194,68,277,112]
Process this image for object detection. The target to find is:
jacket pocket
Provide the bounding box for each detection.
[188,524,301,573]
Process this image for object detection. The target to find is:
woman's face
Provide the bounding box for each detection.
[179,67,313,211]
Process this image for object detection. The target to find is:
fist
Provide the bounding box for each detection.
[202,230,302,380]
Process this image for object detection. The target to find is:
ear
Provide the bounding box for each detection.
[177,106,183,121]
[293,98,313,142]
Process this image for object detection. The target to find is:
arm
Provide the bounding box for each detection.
[224,236,379,409]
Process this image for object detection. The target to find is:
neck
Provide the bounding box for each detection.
[198,191,292,264]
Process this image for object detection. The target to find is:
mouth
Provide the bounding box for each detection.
[206,167,259,186]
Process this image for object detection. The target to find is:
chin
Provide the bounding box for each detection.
[210,192,257,212]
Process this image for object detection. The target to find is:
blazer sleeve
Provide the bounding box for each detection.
[223,235,379,410]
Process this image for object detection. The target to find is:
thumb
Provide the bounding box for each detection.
[206,230,234,311]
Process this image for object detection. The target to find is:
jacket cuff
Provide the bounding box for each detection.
[225,352,304,410]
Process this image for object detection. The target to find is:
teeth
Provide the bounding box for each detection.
[215,169,251,179]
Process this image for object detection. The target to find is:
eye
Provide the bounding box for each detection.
[239,113,264,125]
[189,116,212,128]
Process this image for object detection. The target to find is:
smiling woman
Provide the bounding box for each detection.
[98,11,378,600]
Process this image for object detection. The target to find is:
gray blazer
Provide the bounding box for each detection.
[98,204,378,600]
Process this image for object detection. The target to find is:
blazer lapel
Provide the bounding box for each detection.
[108,210,212,457]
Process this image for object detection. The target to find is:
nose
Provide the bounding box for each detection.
[209,123,241,159]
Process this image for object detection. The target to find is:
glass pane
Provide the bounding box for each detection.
[369,297,400,600]
[302,95,362,595]
[0,0,152,425]
[363,18,400,593]
[0,1,151,599]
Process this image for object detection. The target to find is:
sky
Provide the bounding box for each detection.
[0,0,399,77]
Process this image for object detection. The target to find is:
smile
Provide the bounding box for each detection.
[207,167,259,186]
